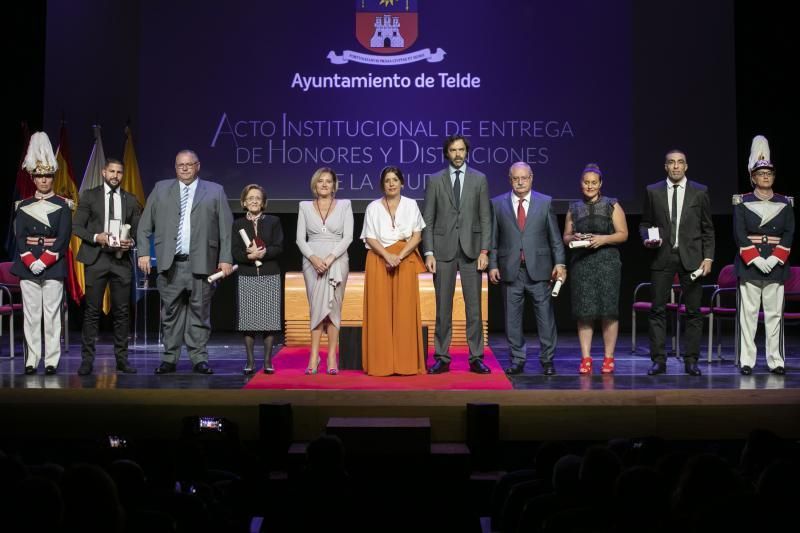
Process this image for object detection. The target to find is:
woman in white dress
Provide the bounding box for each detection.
[296,167,354,374]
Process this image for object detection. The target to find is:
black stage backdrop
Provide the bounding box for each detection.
[4,0,795,334]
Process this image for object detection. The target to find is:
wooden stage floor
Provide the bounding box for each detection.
[2,333,799,442]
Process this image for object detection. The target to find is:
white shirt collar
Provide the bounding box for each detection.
[450,164,467,175]
[513,191,531,204]
[666,177,687,189]
[180,178,199,193]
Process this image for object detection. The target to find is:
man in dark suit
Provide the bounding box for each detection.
[73,158,141,375]
[639,149,715,376]
[137,150,233,374]
[422,135,492,374]
[489,162,566,376]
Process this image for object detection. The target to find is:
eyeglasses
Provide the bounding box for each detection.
[510,175,532,182]
[176,162,198,169]
[753,171,775,178]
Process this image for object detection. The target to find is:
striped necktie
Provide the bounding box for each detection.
[176,186,189,253]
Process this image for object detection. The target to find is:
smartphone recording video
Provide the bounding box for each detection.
[107,435,127,448]
[198,416,224,432]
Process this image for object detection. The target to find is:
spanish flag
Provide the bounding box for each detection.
[53,122,84,305]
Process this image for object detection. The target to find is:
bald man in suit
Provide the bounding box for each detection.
[489,162,566,376]
[640,149,714,376]
[137,150,233,374]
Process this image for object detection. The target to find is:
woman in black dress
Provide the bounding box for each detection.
[232,184,284,374]
[562,164,628,374]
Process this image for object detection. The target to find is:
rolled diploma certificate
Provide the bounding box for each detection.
[689,267,705,281]
[238,229,263,267]
[569,240,591,249]
[208,264,238,283]
[116,224,131,258]
[551,278,563,297]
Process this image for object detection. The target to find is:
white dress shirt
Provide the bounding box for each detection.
[177,179,199,255]
[510,191,531,217]
[94,182,123,242]
[666,177,687,248]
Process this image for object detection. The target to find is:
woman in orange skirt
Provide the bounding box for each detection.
[361,166,427,376]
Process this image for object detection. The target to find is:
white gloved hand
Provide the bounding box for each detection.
[765,255,780,270]
[751,256,772,274]
[30,259,46,275]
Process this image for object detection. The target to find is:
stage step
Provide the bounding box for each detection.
[326,416,431,456]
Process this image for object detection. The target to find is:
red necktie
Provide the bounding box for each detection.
[517,198,526,261]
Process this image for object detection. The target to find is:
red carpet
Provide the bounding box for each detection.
[243,346,512,390]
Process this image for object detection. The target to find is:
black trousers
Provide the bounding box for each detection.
[648,249,703,363]
[81,252,133,362]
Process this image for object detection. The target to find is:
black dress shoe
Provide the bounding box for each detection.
[427,360,450,374]
[193,361,214,375]
[116,361,138,374]
[647,362,667,376]
[542,363,556,376]
[77,360,93,376]
[45,366,57,375]
[740,365,753,376]
[469,359,491,374]
[505,362,525,375]
[24,366,36,375]
[154,361,177,375]
[770,366,786,375]
[684,362,702,376]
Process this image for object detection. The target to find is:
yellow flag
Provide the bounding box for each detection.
[53,124,85,305]
[122,126,146,208]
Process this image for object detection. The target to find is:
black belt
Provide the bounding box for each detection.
[174,254,189,262]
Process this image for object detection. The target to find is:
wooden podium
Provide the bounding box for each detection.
[284,272,488,347]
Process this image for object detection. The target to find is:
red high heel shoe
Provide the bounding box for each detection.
[601,357,615,374]
[578,357,593,375]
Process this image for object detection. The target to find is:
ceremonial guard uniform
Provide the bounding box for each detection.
[733,136,793,375]
[11,132,72,374]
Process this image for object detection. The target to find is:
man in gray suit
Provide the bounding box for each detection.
[137,150,233,374]
[423,135,492,374]
[489,162,566,376]
[640,149,714,376]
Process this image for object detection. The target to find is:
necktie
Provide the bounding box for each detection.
[517,198,526,230]
[108,189,115,232]
[517,198,526,262]
[670,184,678,247]
[453,169,461,209]
[176,186,189,254]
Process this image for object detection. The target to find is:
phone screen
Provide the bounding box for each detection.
[198,416,223,432]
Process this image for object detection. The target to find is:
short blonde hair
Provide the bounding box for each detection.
[240,184,267,209]
[309,167,338,197]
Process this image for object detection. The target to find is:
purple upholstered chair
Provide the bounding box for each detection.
[631,274,680,354]
[0,261,23,357]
